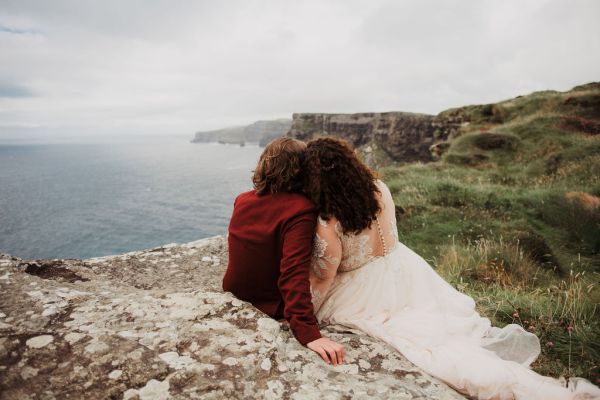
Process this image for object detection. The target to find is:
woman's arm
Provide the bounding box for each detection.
[309,216,342,313]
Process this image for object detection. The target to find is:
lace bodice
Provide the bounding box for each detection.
[309,179,399,311]
[319,217,389,272]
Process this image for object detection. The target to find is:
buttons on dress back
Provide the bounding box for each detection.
[375,215,387,256]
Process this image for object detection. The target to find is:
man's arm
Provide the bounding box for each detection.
[278,209,322,346]
[278,208,345,365]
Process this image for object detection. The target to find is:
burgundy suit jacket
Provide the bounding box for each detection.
[222,189,322,346]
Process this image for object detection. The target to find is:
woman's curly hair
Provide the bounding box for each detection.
[252,137,307,195]
[303,136,381,234]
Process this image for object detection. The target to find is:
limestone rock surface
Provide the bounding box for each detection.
[0,236,466,400]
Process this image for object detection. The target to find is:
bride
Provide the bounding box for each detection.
[302,136,600,400]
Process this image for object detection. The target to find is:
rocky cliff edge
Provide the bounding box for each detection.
[0,236,466,400]
[286,112,464,167]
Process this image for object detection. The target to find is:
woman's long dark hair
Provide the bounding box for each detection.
[303,136,381,234]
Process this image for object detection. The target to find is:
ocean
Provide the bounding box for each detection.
[0,136,263,260]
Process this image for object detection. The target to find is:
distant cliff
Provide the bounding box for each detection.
[286,112,464,167]
[191,119,292,146]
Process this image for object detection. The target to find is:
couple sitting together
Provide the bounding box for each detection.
[222,136,600,400]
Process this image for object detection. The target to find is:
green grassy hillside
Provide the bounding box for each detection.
[379,82,600,382]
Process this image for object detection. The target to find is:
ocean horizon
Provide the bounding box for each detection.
[0,137,263,260]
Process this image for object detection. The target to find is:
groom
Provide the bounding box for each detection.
[222,137,345,365]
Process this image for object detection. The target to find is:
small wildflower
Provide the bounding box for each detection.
[523,320,529,325]
[512,312,519,319]
[567,325,574,333]
[545,341,554,348]
[528,325,535,331]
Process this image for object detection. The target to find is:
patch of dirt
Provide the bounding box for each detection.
[21,260,89,283]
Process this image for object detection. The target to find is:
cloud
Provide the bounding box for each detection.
[0,82,34,97]
[0,25,39,35]
[0,0,598,141]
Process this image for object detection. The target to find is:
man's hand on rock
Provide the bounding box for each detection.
[307,337,345,365]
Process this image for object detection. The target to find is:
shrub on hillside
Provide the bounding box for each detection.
[556,115,600,135]
[444,152,489,166]
[515,231,562,274]
[471,132,520,151]
[532,193,600,259]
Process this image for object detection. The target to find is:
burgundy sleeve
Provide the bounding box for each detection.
[278,209,322,346]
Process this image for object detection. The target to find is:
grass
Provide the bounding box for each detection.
[378,82,600,382]
[432,237,599,380]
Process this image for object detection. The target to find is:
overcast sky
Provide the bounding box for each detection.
[1,0,599,142]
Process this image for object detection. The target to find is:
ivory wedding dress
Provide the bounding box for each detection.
[309,179,600,400]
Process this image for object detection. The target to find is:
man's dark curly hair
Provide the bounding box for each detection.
[252,137,307,195]
[303,136,381,234]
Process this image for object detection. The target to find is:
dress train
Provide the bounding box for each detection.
[315,241,600,400]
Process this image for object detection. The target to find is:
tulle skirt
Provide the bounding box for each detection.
[315,241,600,400]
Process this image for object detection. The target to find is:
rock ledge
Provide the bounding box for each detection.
[0,236,465,399]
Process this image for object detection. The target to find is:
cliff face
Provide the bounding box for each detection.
[244,120,293,146]
[191,119,292,146]
[286,112,464,166]
[0,237,466,399]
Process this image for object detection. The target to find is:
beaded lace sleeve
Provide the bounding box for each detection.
[309,216,342,313]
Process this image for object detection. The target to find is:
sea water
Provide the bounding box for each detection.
[0,136,262,260]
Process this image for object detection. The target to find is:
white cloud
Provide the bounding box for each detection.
[0,0,599,141]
